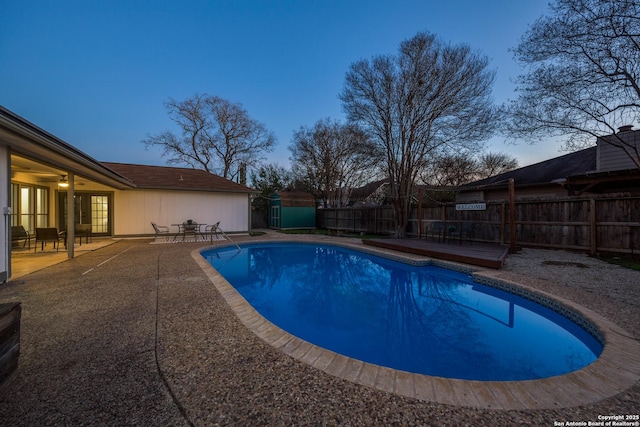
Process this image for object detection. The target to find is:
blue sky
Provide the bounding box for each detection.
[1,0,557,172]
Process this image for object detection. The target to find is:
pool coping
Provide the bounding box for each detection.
[192,241,640,410]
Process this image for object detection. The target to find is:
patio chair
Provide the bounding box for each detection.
[75,223,92,245]
[178,219,205,241]
[427,221,446,242]
[11,225,31,250]
[448,222,475,245]
[205,221,221,243]
[151,222,171,242]
[34,228,62,252]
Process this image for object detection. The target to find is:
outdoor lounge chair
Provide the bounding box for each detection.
[151,222,171,242]
[35,228,62,252]
[11,225,31,250]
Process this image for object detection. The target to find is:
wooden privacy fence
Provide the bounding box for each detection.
[317,195,640,255]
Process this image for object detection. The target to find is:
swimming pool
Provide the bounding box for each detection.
[202,242,602,381]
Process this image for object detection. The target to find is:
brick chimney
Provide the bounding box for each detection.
[618,125,633,133]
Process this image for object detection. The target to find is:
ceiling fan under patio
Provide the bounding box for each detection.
[36,174,84,187]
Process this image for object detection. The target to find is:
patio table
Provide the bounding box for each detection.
[172,223,207,241]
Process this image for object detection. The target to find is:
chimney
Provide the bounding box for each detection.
[618,125,633,133]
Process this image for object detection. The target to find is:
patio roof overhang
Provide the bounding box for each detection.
[0,106,135,190]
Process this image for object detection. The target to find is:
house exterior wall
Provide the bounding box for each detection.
[597,130,640,172]
[112,189,250,236]
[457,185,569,202]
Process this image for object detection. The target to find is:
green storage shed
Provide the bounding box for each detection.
[269,191,316,229]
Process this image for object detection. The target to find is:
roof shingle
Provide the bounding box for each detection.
[460,147,597,189]
[101,162,257,193]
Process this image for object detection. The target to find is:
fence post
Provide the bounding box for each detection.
[374,207,378,234]
[509,178,517,253]
[500,202,506,244]
[418,189,423,238]
[590,198,597,255]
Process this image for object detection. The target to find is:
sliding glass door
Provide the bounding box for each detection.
[59,192,112,235]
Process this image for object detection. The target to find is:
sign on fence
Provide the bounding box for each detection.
[455,203,487,211]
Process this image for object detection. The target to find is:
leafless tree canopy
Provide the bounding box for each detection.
[422,154,478,187]
[421,151,518,186]
[476,152,519,179]
[340,32,497,236]
[289,118,380,207]
[504,0,640,168]
[143,94,275,179]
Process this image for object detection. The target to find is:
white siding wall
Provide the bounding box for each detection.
[112,189,249,236]
[597,131,640,172]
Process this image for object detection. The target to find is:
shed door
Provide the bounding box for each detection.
[270,206,280,228]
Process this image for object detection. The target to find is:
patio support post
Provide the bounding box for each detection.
[66,172,75,259]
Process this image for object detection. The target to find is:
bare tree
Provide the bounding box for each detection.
[503,0,640,168]
[420,151,518,186]
[421,153,479,187]
[143,93,275,179]
[289,118,380,207]
[476,152,518,179]
[341,32,497,236]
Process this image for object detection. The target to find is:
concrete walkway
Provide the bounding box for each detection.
[0,235,638,426]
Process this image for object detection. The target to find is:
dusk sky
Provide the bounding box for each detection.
[1,0,558,174]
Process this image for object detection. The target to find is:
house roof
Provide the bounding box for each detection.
[102,162,257,193]
[564,168,640,194]
[1,106,134,190]
[460,147,597,190]
[270,191,315,207]
[349,179,388,200]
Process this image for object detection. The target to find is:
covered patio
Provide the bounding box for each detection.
[9,237,119,280]
[2,106,255,284]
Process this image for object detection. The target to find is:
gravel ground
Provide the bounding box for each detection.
[0,236,638,426]
[501,248,640,341]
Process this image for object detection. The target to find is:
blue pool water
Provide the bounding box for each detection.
[202,242,602,381]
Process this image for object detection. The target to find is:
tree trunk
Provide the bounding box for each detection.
[391,197,408,238]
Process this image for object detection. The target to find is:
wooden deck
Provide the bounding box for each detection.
[363,238,510,269]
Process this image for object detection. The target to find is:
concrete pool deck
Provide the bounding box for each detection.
[0,232,639,425]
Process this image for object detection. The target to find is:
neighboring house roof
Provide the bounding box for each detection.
[102,162,257,193]
[460,147,597,190]
[349,179,388,201]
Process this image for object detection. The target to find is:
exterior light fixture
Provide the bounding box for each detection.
[58,175,69,188]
